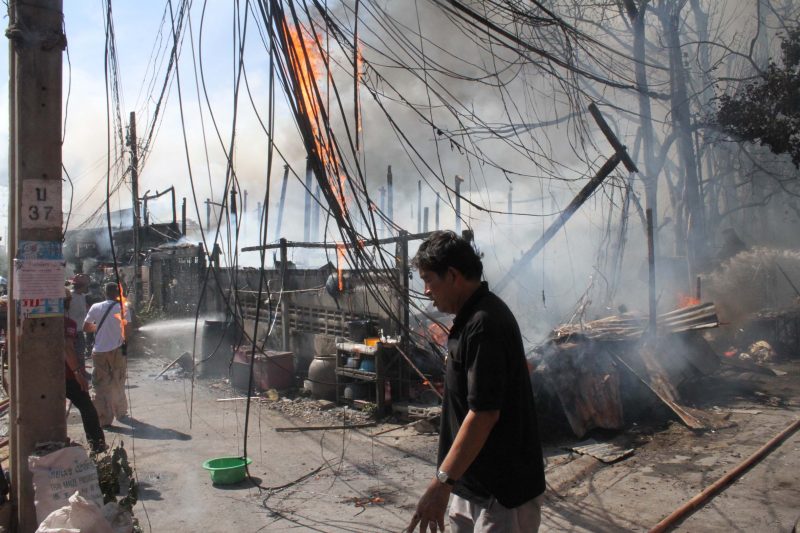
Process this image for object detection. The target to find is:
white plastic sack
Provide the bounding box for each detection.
[29,446,104,524]
[36,491,113,533]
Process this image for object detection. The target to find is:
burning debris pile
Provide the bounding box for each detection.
[532,303,723,438]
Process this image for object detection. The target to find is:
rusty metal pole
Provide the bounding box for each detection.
[9,1,68,529]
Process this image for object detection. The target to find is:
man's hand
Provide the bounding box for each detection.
[406,478,451,532]
[74,371,89,392]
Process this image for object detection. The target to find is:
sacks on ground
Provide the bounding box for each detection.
[28,445,103,525]
[35,491,112,533]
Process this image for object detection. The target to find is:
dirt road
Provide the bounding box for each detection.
[66,350,799,532]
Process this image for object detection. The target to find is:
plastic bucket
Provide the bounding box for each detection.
[202,456,252,485]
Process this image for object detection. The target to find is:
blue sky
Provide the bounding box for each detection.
[1,1,306,240]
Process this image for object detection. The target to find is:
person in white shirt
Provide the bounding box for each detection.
[68,274,90,376]
[83,282,131,427]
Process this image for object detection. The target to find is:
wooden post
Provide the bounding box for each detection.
[397,231,410,351]
[170,186,176,226]
[387,165,394,233]
[181,197,187,235]
[647,208,657,334]
[10,1,68,529]
[455,176,463,234]
[279,238,290,352]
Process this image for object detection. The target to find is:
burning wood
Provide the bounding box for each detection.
[536,302,723,437]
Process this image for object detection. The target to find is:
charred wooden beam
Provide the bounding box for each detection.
[494,153,621,294]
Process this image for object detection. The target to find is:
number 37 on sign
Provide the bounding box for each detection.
[21,179,62,229]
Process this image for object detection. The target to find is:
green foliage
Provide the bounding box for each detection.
[716,27,800,167]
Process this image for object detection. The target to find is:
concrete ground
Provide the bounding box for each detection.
[65,341,800,533]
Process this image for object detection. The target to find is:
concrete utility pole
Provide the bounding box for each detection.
[311,184,320,241]
[387,165,393,233]
[417,180,422,233]
[508,185,513,225]
[378,186,386,237]
[128,111,142,307]
[274,165,289,241]
[242,189,247,234]
[303,158,312,241]
[435,193,440,230]
[8,1,68,530]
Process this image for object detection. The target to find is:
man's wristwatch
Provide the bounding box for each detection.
[436,470,455,486]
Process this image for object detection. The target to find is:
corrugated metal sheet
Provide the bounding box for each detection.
[552,303,718,342]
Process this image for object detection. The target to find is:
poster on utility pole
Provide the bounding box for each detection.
[14,241,65,318]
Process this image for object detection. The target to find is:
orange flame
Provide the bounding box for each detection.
[113,283,127,341]
[284,22,348,214]
[677,294,700,308]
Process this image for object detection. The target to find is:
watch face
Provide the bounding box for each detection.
[437,471,449,483]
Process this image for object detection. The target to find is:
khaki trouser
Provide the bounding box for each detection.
[449,493,543,533]
[92,347,128,426]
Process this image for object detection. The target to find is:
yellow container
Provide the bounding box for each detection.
[364,337,380,347]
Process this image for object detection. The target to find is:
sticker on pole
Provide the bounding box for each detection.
[21,179,62,229]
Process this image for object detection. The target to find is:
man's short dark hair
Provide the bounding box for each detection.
[412,230,483,281]
[105,282,120,299]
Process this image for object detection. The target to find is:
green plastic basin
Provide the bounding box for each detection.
[202,456,252,485]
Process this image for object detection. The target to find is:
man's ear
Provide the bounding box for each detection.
[448,267,459,283]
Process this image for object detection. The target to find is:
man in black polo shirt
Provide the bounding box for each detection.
[406,231,545,533]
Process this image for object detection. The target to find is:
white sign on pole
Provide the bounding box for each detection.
[13,259,65,300]
[21,179,62,229]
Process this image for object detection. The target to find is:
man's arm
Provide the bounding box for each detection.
[65,337,88,391]
[406,409,500,532]
[83,305,96,333]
